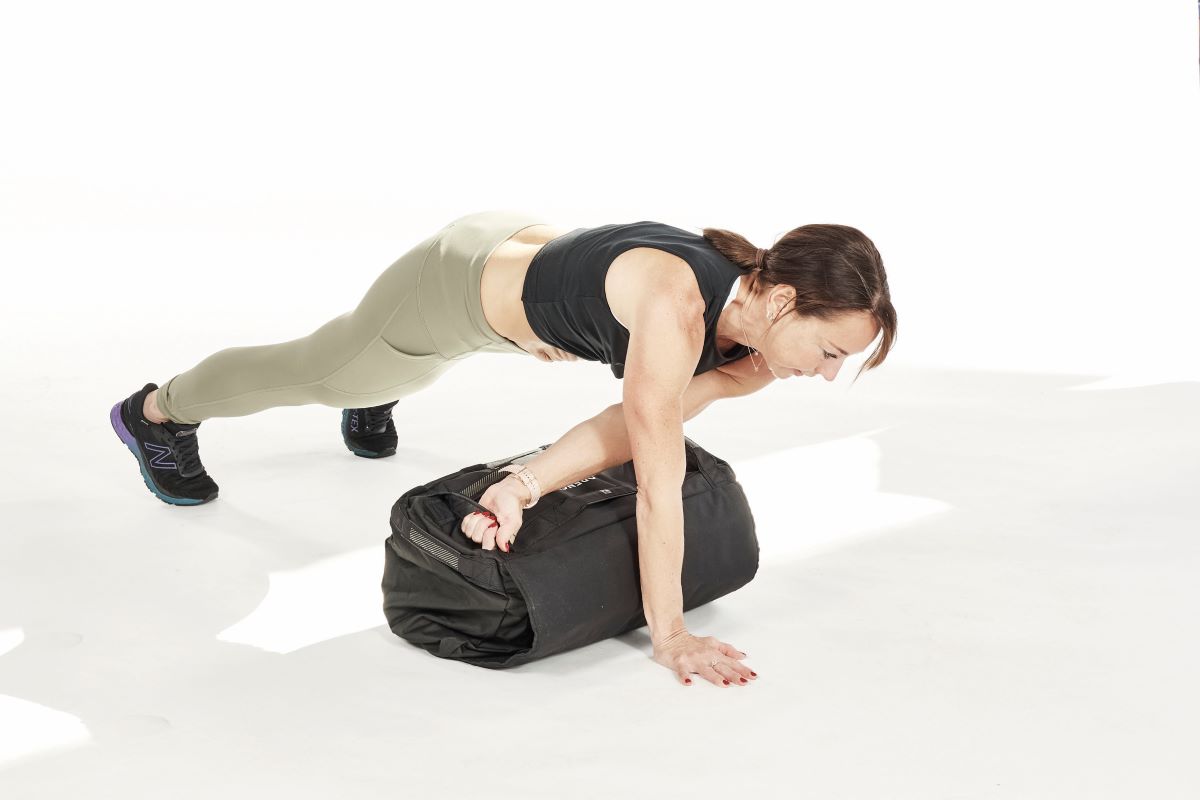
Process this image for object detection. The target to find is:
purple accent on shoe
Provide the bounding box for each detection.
[145,442,176,470]
[110,401,137,449]
[111,388,216,506]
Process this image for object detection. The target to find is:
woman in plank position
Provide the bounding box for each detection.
[110,209,896,687]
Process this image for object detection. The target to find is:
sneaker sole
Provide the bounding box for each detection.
[109,402,217,506]
[341,409,397,459]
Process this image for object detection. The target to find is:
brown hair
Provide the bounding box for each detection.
[702,223,897,383]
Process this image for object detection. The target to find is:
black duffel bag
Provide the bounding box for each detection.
[381,435,759,668]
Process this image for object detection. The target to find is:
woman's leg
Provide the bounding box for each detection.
[153,209,549,425]
[112,225,455,505]
[153,228,455,425]
[337,209,551,459]
[113,210,550,505]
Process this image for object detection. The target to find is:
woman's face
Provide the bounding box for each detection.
[754,289,879,381]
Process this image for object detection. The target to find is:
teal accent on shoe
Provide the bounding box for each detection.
[120,438,206,505]
[342,408,395,458]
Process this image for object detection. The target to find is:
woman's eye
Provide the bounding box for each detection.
[823,350,837,360]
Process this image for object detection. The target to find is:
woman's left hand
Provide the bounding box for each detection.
[459,475,527,552]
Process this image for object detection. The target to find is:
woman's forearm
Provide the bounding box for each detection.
[511,379,718,503]
[509,404,633,500]
[635,497,687,644]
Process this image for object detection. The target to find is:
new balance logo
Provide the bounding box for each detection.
[145,442,177,470]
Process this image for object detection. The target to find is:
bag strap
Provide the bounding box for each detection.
[683,436,726,489]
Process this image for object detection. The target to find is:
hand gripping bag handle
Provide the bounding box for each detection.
[384,436,756,668]
[398,475,595,598]
[399,437,728,587]
[397,473,512,595]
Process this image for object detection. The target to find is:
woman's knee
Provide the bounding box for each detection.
[322,336,455,398]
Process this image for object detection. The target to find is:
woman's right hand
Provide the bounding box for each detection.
[459,475,528,552]
[652,630,758,687]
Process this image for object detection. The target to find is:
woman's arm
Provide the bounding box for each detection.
[476,264,706,638]
[496,367,738,505]
[618,281,707,646]
[462,361,762,552]
[463,262,756,685]
[502,352,773,504]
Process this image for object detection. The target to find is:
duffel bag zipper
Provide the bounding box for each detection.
[406,526,460,572]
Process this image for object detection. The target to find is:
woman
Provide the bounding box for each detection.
[109,209,896,687]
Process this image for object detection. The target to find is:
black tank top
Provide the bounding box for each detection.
[521,221,752,379]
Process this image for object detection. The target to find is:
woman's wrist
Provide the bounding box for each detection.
[502,473,532,505]
[651,623,689,651]
[500,464,541,508]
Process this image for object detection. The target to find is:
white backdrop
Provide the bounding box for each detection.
[1,2,1198,798]
[2,0,1197,384]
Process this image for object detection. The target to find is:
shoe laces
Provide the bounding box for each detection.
[166,424,205,478]
[361,402,397,434]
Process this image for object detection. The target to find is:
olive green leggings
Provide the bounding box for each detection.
[156,210,546,424]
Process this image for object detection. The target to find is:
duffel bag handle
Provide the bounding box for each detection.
[420,489,497,521]
[459,468,513,502]
[416,465,562,519]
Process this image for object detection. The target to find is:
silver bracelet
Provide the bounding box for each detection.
[499,464,541,509]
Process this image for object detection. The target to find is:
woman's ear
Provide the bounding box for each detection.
[769,286,796,318]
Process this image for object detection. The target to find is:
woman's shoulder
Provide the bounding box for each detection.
[604,247,706,329]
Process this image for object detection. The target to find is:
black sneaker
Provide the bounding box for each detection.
[341,400,399,458]
[109,382,219,505]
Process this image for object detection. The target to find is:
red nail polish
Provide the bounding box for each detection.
[684,679,691,685]
[722,679,730,685]
[739,678,747,683]
[750,671,757,677]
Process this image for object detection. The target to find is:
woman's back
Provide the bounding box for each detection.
[515,221,751,378]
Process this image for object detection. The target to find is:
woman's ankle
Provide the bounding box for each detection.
[143,390,170,424]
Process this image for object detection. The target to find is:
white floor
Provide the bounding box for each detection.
[1,313,1196,798]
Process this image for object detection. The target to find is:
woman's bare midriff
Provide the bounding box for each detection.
[479,224,576,359]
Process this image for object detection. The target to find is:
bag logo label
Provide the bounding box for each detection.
[562,476,597,491]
